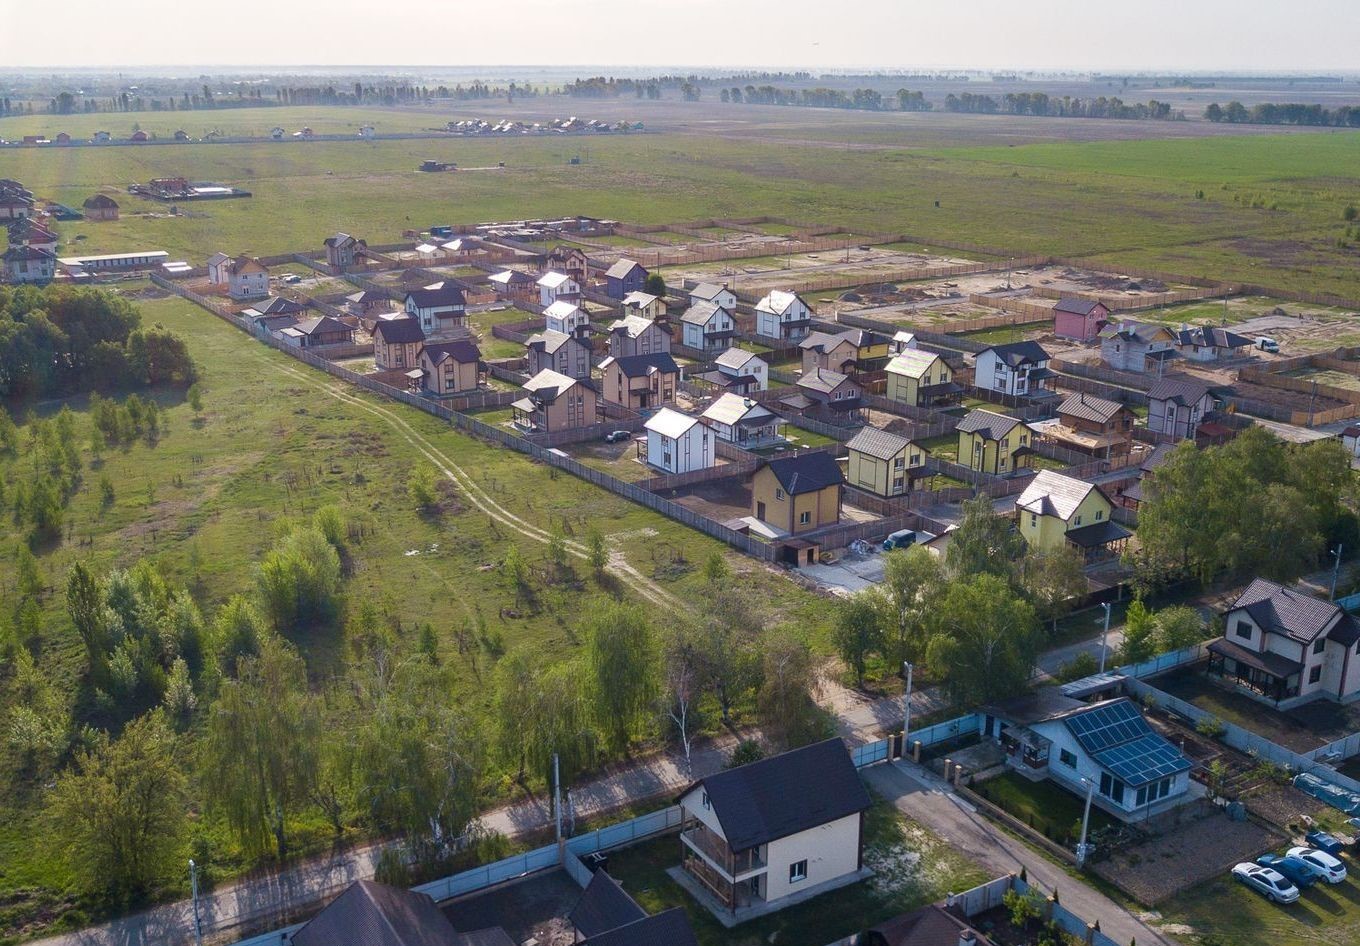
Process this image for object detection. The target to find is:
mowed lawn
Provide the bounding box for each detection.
[2,117,1359,298]
[1159,865,1360,946]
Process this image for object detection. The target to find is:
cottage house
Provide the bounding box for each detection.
[796,368,860,411]
[754,290,813,342]
[323,232,366,271]
[488,269,538,303]
[130,131,150,142]
[242,296,309,320]
[526,330,592,380]
[82,194,120,221]
[3,245,56,284]
[680,302,736,352]
[677,738,870,918]
[93,131,112,143]
[751,452,844,534]
[1052,298,1110,341]
[1146,377,1214,440]
[278,316,355,349]
[644,409,714,474]
[620,290,667,321]
[607,314,670,357]
[344,290,388,315]
[696,347,769,393]
[1015,469,1129,560]
[1118,442,1175,510]
[1174,325,1252,363]
[544,299,589,337]
[981,692,1192,822]
[419,339,481,395]
[845,427,928,498]
[543,245,588,283]
[956,409,1031,475]
[1043,392,1136,460]
[1099,321,1178,373]
[206,252,231,285]
[404,282,467,336]
[538,270,581,307]
[888,331,917,354]
[513,370,597,433]
[599,352,680,410]
[972,341,1053,398]
[689,282,738,311]
[372,315,425,371]
[225,256,269,300]
[0,194,32,221]
[701,394,782,447]
[605,258,648,300]
[885,350,958,407]
[799,329,889,376]
[1207,579,1360,708]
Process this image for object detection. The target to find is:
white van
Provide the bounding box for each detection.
[1255,336,1280,354]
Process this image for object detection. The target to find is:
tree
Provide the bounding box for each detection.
[692,589,760,723]
[661,627,703,769]
[643,273,667,297]
[546,527,569,583]
[587,527,608,575]
[1153,605,1208,653]
[212,594,266,678]
[584,604,657,754]
[1117,599,1156,666]
[926,574,1041,705]
[832,592,884,687]
[945,496,1026,580]
[492,649,538,782]
[756,630,823,749]
[200,637,320,859]
[878,546,941,666]
[256,527,343,630]
[1018,545,1089,633]
[48,712,187,898]
[66,560,111,677]
[702,551,730,585]
[502,544,529,607]
[186,382,203,415]
[408,465,439,511]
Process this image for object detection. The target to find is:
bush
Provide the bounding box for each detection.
[727,739,765,768]
[1196,715,1226,738]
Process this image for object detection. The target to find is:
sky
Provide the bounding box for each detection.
[2,0,1358,73]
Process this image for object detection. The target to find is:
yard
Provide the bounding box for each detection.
[603,799,987,946]
[971,771,1115,845]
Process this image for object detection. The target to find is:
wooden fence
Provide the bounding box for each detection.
[966,293,1057,324]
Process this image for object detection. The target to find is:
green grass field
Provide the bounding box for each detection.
[1159,867,1360,946]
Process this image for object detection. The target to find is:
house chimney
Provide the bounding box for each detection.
[958,932,978,946]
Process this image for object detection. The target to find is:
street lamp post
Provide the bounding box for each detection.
[901,661,914,751]
[1098,602,1112,673]
[1076,778,1096,867]
[189,859,203,946]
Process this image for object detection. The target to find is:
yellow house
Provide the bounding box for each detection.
[845,427,929,497]
[885,350,956,407]
[751,452,843,535]
[956,409,1032,475]
[1015,469,1131,560]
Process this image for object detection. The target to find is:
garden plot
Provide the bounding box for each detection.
[657,246,980,297]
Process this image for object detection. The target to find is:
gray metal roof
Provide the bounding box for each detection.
[570,871,647,940]
[291,880,455,946]
[980,340,1050,367]
[605,258,645,280]
[955,408,1023,441]
[680,301,726,326]
[1015,469,1100,521]
[797,367,852,394]
[372,316,425,344]
[1147,377,1212,405]
[579,908,697,946]
[846,426,915,461]
[1053,297,1107,316]
[1230,578,1349,645]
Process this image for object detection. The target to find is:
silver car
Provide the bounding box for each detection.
[1232,862,1300,903]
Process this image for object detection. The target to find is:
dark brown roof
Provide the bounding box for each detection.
[373,317,425,345]
[82,193,119,209]
[294,316,351,337]
[797,367,853,395]
[1207,637,1303,679]
[1147,377,1212,406]
[423,339,481,365]
[1229,578,1352,645]
[601,352,680,378]
[846,426,915,461]
[1053,297,1107,317]
[405,282,466,309]
[291,880,457,946]
[1058,391,1126,424]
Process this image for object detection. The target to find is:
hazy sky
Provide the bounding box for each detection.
[3,0,1358,73]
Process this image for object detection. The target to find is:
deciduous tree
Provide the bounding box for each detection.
[926,574,1041,705]
[584,604,657,754]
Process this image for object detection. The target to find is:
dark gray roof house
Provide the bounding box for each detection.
[955,408,1025,442]
[290,880,466,946]
[845,426,914,462]
[1147,377,1211,405]
[373,316,426,345]
[405,282,466,308]
[979,340,1049,367]
[569,871,647,940]
[579,908,698,946]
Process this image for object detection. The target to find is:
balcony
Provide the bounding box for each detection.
[681,823,766,879]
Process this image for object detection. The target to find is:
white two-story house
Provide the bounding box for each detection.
[404,281,467,337]
[676,738,871,920]
[644,409,715,474]
[754,290,813,342]
[973,341,1053,398]
[537,270,581,307]
[1207,579,1360,708]
[680,302,736,352]
[544,299,589,337]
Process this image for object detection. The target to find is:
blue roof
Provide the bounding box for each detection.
[1062,698,1191,787]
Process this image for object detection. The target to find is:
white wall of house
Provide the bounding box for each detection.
[1031,720,1188,818]
[718,353,769,390]
[974,350,1045,396]
[755,298,811,340]
[539,276,580,307]
[683,310,733,349]
[691,287,737,310]
[679,787,728,839]
[647,424,714,474]
[762,814,861,903]
[228,269,269,300]
[546,306,588,335]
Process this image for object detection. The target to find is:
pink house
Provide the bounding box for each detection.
[1053,298,1111,341]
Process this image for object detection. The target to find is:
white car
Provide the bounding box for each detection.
[1232,862,1300,903]
[1288,846,1348,884]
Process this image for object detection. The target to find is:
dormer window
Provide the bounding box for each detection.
[1235,620,1253,640]
[1314,638,1326,655]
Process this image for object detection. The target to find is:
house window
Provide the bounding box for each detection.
[1309,665,1323,684]
[775,489,785,501]
[1313,638,1325,655]
[1095,510,1104,521]
[799,511,811,525]
[1099,772,1125,804]
[789,860,808,883]
[1030,513,1037,527]
[894,457,905,469]
[1235,621,1253,640]
[702,791,710,810]
[1074,515,1082,526]
[1059,748,1077,768]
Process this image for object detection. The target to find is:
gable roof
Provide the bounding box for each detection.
[761,452,845,496]
[1147,377,1212,406]
[293,316,351,337]
[1229,578,1355,646]
[866,903,996,946]
[1100,320,1173,344]
[605,258,646,280]
[405,281,465,308]
[885,349,943,380]
[569,871,647,940]
[578,908,697,946]
[83,193,119,209]
[602,352,680,378]
[290,880,456,946]
[1053,297,1107,317]
[538,270,575,289]
[1059,698,1192,788]
[423,339,481,365]
[680,301,728,326]
[701,393,775,427]
[799,330,851,353]
[1015,469,1106,521]
[755,289,807,316]
[526,329,581,355]
[956,408,1023,441]
[488,269,534,286]
[228,255,267,275]
[681,737,868,852]
[372,316,425,345]
[1058,391,1126,425]
[979,340,1050,367]
[324,232,361,248]
[1175,326,1251,350]
[715,347,762,370]
[621,291,661,310]
[797,367,853,395]
[523,368,586,401]
[645,408,702,439]
[248,295,307,316]
[545,299,584,320]
[3,245,55,263]
[689,282,730,302]
[846,426,916,461]
[609,314,659,338]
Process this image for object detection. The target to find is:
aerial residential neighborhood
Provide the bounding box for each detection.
[4,15,1360,946]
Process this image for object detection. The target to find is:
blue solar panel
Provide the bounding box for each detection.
[1061,699,1191,787]
[1063,700,1152,755]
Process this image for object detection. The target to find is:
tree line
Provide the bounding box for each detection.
[944,92,1183,120]
[1204,101,1360,127]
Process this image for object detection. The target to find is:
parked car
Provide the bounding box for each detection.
[1232,863,1300,903]
[1255,336,1280,353]
[603,429,631,443]
[1288,846,1348,883]
[282,273,302,284]
[882,529,917,552]
[1305,830,1347,856]
[1256,854,1319,888]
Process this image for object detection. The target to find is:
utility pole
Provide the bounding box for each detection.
[189,859,203,946]
[1098,601,1112,673]
[1332,544,1345,601]
[901,661,914,750]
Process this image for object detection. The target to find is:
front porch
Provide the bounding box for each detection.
[1065,520,1132,563]
[1205,637,1302,705]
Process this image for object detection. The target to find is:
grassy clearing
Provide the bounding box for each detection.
[973,772,1115,843]
[1158,867,1360,946]
[606,798,987,946]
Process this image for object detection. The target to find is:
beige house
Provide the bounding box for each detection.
[885,350,957,407]
[621,291,668,321]
[845,427,928,498]
[608,314,671,358]
[513,370,597,433]
[225,255,269,300]
[751,452,843,535]
[419,339,481,395]
[372,315,425,371]
[598,353,680,410]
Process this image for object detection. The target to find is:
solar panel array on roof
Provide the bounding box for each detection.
[1095,733,1191,786]
[1064,699,1150,753]
[1061,698,1191,787]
